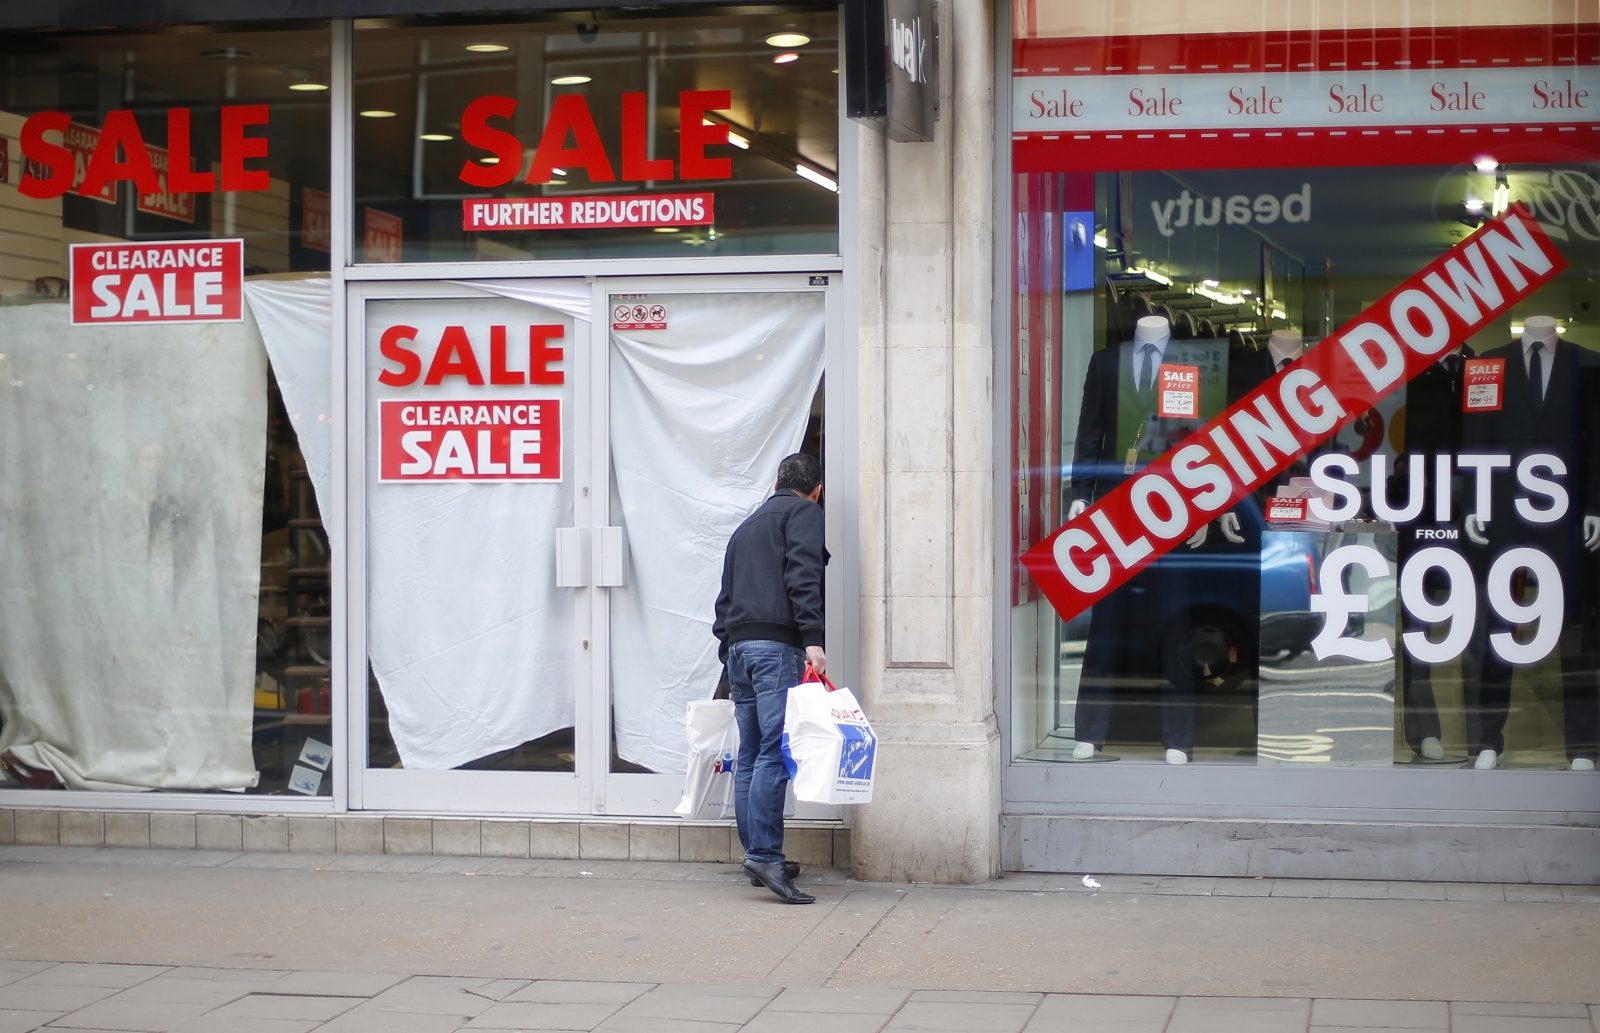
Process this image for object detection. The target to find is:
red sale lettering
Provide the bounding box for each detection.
[69,240,243,325]
[1430,81,1485,112]
[1227,85,1282,115]
[1328,83,1384,113]
[19,106,270,201]
[1020,207,1566,623]
[1128,86,1182,116]
[1533,78,1590,109]
[1030,89,1084,118]
[379,399,562,483]
[377,325,568,389]
[456,90,734,187]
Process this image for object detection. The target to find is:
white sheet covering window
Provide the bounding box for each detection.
[609,292,825,774]
[365,296,580,770]
[0,302,267,791]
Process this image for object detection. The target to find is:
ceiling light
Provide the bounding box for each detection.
[1475,157,1499,173]
[551,74,592,86]
[360,109,398,118]
[289,82,329,92]
[479,156,500,165]
[1202,278,1219,287]
[551,168,567,176]
[727,131,750,150]
[465,43,509,52]
[765,32,812,47]
[795,164,837,192]
[420,133,453,141]
[773,52,800,65]
[1464,197,1485,213]
[1240,288,1253,295]
[654,227,681,233]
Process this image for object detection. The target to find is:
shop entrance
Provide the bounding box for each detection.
[349,274,831,817]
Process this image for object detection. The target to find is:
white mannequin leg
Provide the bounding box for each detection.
[1072,742,1096,760]
[1420,736,1445,761]
[1474,749,1499,770]
[1573,758,1595,771]
[1165,749,1188,765]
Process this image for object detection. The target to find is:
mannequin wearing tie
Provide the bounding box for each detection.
[1066,315,1207,765]
[1462,315,1600,771]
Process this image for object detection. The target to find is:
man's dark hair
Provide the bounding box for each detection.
[775,453,822,495]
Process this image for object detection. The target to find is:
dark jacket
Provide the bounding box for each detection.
[712,490,826,663]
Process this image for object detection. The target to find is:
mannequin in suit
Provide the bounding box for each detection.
[1462,316,1600,771]
[1066,315,1210,765]
[1390,345,1474,762]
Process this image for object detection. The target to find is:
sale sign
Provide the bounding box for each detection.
[70,240,243,325]
[1156,364,1199,418]
[136,144,196,223]
[1020,206,1566,623]
[379,399,561,482]
[1463,357,1506,411]
[302,188,331,252]
[463,193,713,231]
[364,207,403,263]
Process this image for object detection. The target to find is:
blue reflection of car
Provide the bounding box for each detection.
[1062,494,1318,693]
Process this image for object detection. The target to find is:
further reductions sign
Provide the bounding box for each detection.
[1020,207,1566,622]
[376,323,565,483]
[70,240,243,325]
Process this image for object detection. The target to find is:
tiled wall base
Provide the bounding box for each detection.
[0,809,850,868]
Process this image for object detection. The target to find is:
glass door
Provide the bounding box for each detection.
[590,275,833,817]
[352,280,594,814]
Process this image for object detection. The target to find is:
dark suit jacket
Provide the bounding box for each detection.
[1461,339,1600,559]
[1070,344,1135,505]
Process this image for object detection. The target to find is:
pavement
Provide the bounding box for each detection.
[0,845,1596,1033]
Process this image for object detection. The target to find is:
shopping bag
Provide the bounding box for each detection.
[781,665,877,804]
[673,699,740,819]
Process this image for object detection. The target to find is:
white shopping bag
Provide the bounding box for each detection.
[782,673,877,805]
[674,699,740,819]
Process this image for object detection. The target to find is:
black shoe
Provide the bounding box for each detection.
[742,860,814,904]
[750,861,801,886]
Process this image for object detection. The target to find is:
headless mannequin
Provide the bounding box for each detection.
[1067,315,1193,765]
[1463,316,1600,771]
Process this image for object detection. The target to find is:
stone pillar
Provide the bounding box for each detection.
[851,0,1000,884]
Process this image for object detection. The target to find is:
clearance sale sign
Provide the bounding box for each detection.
[1019,207,1567,623]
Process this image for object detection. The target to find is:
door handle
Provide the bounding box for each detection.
[555,527,590,587]
[596,526,627,587]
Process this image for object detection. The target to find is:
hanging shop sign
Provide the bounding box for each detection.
[302,188,331,253]
[375,323,566,483]
[17,105,272,200]
[1019,206,1566,622]
[363,208,403,263]
[69,239,243,325]
[846,0,939,142]
[1012,26,1600,170]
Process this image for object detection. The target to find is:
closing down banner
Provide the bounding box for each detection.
[1019,206,1567,623]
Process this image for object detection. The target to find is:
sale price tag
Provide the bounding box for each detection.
[1266,496,1308,521]
[1157,363,1199,418]
[1463,357,1505,411]
[70,240,243,325]
[379,399,562,483]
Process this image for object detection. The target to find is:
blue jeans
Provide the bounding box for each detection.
[727,639,804,865]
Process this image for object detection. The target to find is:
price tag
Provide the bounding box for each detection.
[1463,357,1505,412]
[1266,496,1308,522]
[1157,364,1199,418]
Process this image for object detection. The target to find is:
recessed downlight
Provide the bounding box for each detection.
[765,32,811,47]
[654,226,681,233]
[479,156,501,165]
[289,82,329,92]
[420,133,454,141]
[551,74,592,85]
[773,52,800,65]
[465,43,509,52]
[359,109,398,118]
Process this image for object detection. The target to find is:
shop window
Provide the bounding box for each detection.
[1009,15,1600,772]
[0,27,335,794]
[352,12,840,263]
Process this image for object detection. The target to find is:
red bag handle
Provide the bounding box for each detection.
[802,662,838,692]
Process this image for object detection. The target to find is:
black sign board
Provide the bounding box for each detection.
[845,0,938,142]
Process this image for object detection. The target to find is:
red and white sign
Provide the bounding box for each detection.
[136,144,196,223]
[302,187,331,252]
[69,240,243,326]
[464,193,713,231]
[1157,364,1199,418]
[1463,357,1506,411]
[1012,25,1600,170]
[379,399,561,482]
[364,207,403,263]
[0,136,9,184]
[1020,207,1566,622]
[1266,496,1308,522]
[64,121,116,204]
[612,301,668,331]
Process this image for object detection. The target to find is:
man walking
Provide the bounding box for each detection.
[713,453,825,904]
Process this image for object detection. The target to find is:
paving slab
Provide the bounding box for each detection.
[1309,998,1449,1027]
[46,998,217,1031]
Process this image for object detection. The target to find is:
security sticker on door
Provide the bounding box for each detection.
[380,399,561,482]
[612,300,667,331]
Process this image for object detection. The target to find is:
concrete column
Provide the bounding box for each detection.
[852,0,1000,884]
